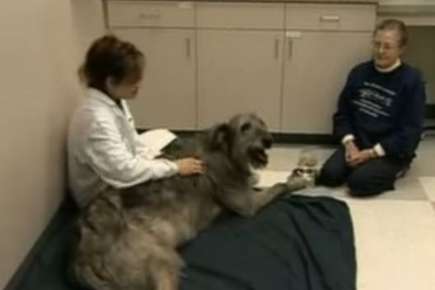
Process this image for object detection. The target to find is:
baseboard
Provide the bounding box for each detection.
[272,133,335,145]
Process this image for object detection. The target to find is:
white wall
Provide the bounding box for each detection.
[71,0,106,60]
[0,0,104,288]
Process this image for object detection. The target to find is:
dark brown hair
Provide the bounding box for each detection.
[80,35,145,91]
[374,19,408,47]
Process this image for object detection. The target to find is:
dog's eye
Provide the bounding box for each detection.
[240,122,251,132]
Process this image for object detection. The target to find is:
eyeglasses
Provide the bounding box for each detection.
[372,41,400,52]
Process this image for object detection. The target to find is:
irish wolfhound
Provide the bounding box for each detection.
[71,113,309,290]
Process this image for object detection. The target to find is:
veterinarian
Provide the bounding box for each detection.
[68,35,204,208]
[318,19,426,196]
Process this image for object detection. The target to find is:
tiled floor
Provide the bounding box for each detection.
[259,136,435,290]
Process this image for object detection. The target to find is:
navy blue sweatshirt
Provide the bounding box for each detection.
[333,61,426,161]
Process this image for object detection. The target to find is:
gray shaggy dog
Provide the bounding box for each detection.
[71,113,309,290]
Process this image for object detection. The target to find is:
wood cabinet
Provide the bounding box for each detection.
[197,30,283,131]
[281,31,372,133]
[106,0,376,134]
[196,2,284,131]
[282,3,375,133]
[107,1,196,130]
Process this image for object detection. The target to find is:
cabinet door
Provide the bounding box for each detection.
[197,30,284,131]
[282,32,372,133]
[113,29,196,130]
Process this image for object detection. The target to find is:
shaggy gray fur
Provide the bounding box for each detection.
[70,113,310,290]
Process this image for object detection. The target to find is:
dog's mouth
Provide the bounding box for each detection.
[249,147,268,168]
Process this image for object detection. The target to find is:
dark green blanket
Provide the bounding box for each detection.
[12,195,356,290]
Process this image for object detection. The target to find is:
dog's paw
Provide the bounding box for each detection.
[286,174,313,192]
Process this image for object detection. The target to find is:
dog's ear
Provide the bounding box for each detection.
[206,123,232,152]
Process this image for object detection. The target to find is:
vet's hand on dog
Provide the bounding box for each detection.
[175,157,205,175]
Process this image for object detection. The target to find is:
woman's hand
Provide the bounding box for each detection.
[344,141,360,164]
[347,149,377,167]
[175,158,205,176]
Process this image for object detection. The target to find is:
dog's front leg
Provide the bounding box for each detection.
[245,182,289,216]
[218,183,289,217]
[286,174,313,192]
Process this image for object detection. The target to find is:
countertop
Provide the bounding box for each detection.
[109,0,379,4]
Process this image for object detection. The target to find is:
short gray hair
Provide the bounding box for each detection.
[374,19,408,47]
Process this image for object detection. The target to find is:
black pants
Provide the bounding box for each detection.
[318,147,410,197]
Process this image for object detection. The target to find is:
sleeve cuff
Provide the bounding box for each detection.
[168,160,179,174]
[341,134,355,145]
[373,143,386,157]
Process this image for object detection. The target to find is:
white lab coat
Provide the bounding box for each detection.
[68,88,178,208]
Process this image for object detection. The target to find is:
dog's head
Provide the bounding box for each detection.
[204,113,272,170]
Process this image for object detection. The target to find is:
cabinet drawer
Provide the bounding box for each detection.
[197,2,284,29]
[107,1,195,28]
[286,4,376,31]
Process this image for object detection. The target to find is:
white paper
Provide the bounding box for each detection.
[138,129,177,155]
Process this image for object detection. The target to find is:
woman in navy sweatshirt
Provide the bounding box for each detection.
[318,19,426,196]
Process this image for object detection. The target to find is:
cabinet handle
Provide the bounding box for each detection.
[288,39,293,60]
[138,12,161,20]
[274,39,280,59]
[178,2,194,9]
[320,15,340,22]
[185,38,191,59]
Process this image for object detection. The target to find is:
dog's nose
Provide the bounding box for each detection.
[262,136,272,149]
